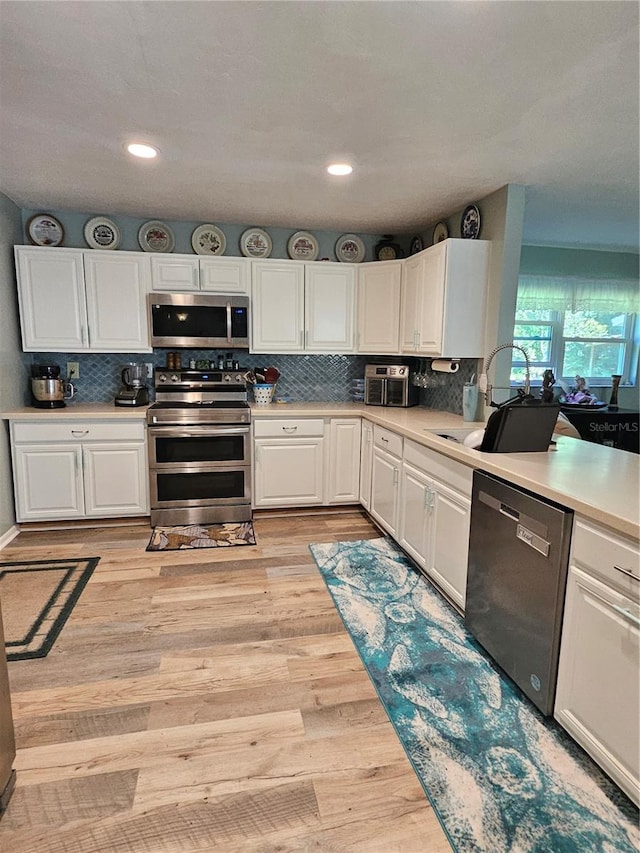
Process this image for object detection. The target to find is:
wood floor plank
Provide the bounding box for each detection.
[0,509,451,851]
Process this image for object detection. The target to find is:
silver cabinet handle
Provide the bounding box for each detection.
[282,426,298,433]
[380,436,389,443]
[612,604,640,628]
[71,429,89,436]
[614,565,639,582]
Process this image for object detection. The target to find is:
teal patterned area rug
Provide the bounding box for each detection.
[309,538,639,853]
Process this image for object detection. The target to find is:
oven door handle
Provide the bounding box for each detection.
[226,301,232,343]
[148,426,250,438]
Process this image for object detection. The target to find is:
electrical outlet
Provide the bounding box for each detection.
[145,362,154,378]
[67,361,80,379]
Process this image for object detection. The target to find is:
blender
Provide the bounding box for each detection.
[115,363,149,407]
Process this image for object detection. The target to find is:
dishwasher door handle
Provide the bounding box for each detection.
[500,503,520,522]
[479,490,519,521]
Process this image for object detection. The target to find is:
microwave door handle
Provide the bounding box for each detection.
[226,302,232,343]
[382,378,388,406]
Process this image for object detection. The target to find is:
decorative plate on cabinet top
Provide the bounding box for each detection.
[460,205,481,239]
[287,231,319,261]
[374,235,403,261]
[409,234,424,255]
[138,220,175,253]
[27,213,64,246]
[335,233,365,263]
[239,227,272,258]
[191,223,226,255]
[432,221,449,243]
[84,216,121,250]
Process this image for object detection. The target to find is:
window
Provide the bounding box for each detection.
[511,275,638,386]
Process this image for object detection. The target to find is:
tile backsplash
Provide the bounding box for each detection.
[21,351,478,414]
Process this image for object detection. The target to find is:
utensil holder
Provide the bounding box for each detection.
[253,383,276,405]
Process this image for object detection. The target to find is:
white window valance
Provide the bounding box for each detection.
[517,275,639,314]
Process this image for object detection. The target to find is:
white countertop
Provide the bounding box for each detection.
[4,401,638,541]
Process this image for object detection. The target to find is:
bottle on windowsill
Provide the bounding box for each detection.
[609,374,621,410]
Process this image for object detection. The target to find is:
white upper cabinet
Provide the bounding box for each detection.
[16,248,87,351]
[305,263,355,352]
[84,251,151,350]
[15,247,151,352]
[251,260,305,352]
[400,239,490,358]
[251,260,355,354]
[150,254,250,294]
[357,260,402,353]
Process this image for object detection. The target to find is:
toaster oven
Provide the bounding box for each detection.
[364,364,419,407]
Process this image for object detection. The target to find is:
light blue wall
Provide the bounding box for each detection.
[0,193,25,539]
[520,245,639,280]
[20,208,403,263]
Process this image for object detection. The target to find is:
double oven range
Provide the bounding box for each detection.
[146,368,251,527]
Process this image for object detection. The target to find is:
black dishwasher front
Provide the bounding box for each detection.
[465,470,573,715]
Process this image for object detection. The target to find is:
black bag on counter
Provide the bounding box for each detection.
[480,399,560,453]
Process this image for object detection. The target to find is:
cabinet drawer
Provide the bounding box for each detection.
[403,438,473,496]
[253,419,325,438]
[572,518,640,595]
[373,425,403,458]
[12,421,145,444]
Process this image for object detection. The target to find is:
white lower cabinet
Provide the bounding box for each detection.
[327,419,361,504]
[555,519,640,806]
[359,419,374,510]
[370,426,403,537]
[253,419,325,507]
[11,421,149,522]
[398,439,472,609]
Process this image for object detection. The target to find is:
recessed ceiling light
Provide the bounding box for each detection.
[327,163,353,176]
[127,143,158,159]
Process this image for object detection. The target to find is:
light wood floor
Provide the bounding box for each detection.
[0,509,451,853]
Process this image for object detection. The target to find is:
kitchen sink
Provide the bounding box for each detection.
[424,427,483,444]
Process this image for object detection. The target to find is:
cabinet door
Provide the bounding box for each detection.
[398,463,430,568]
[304,263,355,352]
[370,448,400,536]
[427,480,471,609]
[84,252,151,351]
[150,255,200,291]
[359,420,373,510]
[415,242,446,355]
[400,253,421,352]
[83,443,149,516]
[13,444,84,521]
[251,261,305,352]
[555,565,639,806]
[327,419,361,503]
[357,261,401,353]
[200,257,250,294]
[15,247,87,351]
[254,439,324,506]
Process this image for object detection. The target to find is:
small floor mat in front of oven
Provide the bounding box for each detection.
[146,522,256,551]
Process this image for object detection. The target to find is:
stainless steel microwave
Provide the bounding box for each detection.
[364,364,419,407]
[149,293,250,349]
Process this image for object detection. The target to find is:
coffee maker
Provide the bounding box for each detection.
[115,363,149,407]
[30,364,74,408]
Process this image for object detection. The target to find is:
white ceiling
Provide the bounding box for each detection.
[0,1,638,251]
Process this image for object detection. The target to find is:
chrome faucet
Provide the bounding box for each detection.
[479,343,531,406]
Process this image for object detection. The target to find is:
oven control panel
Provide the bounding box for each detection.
[154,369,247,387]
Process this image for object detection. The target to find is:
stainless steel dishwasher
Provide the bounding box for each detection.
[465,470,573,715]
